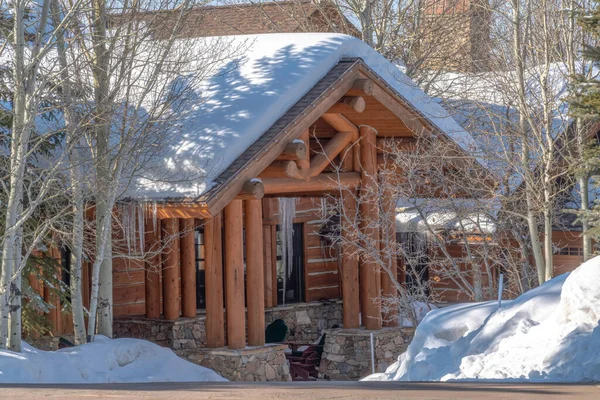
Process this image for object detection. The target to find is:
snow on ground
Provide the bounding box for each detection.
[399,301,438,327]
[365,256,600,382]
[0,336,226,383]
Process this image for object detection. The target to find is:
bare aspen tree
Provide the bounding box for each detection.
[51,0,88,344]
[58,0,242,340]
[0,0,84,351]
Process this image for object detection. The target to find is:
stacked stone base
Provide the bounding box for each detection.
[319,327,414,381]
[178,344,291,382]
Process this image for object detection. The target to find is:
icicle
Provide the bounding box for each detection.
[152,201,158,234]
[137,202,145,254]
[129,203,136,254]
[278,198,297,305]
[120,202,146,256]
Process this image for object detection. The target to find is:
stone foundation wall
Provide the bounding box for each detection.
[266,301,342,343]
[115,300,343,349]
[319,327,414,380]
[114,316,206,351]
[179,344,291,382]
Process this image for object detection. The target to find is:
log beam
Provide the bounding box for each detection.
[328,96,366,114]
[180,218,197,318]
[162,218,181,321]
[259,160,304,180]
[276,141,307,161]
[236,180,265,200]
[262,172,361,196]
[205,214,225,348]
[155,204,211,219]
[352,78,374,96]
[380,180,399,327]
[224,200,246,349]
[341,190,360,329]
[245,199,265,346]
[309,131,354,177]
[321,113,359,142]
[144,216,161,319]
[358,126,382,330]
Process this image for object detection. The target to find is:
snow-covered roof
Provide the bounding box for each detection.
[131,33,480,200]
[427,63,589,192]
[395,198,497,234]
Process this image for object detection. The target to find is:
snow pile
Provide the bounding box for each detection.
[366,256,600,382]
[0,336,226,383]
[399,301,438,327]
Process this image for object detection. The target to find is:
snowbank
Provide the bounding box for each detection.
[0,336,226,383]
[366,256,600,382]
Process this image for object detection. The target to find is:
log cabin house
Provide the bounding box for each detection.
[29,33,487,380]
[117,0,595,305]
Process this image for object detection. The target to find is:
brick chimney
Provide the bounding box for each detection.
[419,0,490,72]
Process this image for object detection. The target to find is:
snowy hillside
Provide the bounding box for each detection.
[366,256,600,382]
[0,336,226,383]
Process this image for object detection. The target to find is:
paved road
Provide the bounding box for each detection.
[1,382,599,400]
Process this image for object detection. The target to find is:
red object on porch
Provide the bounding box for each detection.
[286,345,322,381]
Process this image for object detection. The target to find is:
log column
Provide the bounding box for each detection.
[144,217,161,318]
[359,126,382,330]
[245,199,265,346]
[180,218,197,318]
[341,190,360,328]
[162,218,181,321]
[46,247,62,333]
[224,200,246,349]
[380,178,399,327]
[205,214,225,348]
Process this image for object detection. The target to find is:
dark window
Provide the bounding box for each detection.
[195,229,206,309]
[60,247,71,303]
[398,232,429,293]
[558,247,583,256]
[276,223,304,304]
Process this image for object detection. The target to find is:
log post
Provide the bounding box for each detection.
[245,199,265,346]
[224,200,246,349]
[263,224,274,308]
[144,216,161,318]
[359,125,382,330]
[271,225,278,306]
[205,213,225,348]
[46,247,62,333]
[380,178,399,327]
[162,218,181,321]
[237,180,265,200]
[180,218,197,318]
[341,190,360,329]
